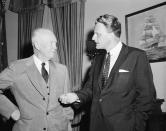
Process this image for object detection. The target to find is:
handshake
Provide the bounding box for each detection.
[11,92,80,121]
[59,93,80,104]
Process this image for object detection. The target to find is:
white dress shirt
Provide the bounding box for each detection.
[107,41,122,75]
[33,55,49,74]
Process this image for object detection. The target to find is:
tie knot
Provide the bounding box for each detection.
[42,62,46,67]
[107,52,110,57]
[105,53,110,62]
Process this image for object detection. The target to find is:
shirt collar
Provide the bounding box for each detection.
[33,55,49,73]
[108,41,122,56]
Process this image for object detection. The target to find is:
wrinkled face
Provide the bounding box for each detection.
[92,23,112,50]
[37,33,57,60]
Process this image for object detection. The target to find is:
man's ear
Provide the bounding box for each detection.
[33,42,40,50]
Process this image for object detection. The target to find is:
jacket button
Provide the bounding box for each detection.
[46,112,49,115]
[43,98,45,100]
[48,93,50,95]
[43,128,46,130]
[99,98,102,102]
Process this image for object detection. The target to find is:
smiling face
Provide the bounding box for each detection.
[32,29,57,61]
[92,22,113,50]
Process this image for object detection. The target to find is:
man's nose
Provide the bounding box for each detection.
[92,35,94,40]
[52,42,57,49]
[92,34,96,41]
[54,45,57,50]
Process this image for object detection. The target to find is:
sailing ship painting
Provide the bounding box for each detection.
[138,15,166,61]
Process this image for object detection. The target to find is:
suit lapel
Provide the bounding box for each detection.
[26,57,48,98]
[102,44,129,93]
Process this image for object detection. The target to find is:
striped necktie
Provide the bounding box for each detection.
[41,63,48,83]
[102,53,110,88]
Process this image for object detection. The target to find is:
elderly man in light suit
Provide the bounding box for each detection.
[0,28,73,131]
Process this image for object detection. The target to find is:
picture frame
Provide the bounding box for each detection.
[125,2,166,62]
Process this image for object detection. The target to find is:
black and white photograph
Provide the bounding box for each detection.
[0,0,166,131]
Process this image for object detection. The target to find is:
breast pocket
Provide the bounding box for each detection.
[113,72,132,92]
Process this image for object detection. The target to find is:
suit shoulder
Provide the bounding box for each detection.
[51,61,68,70]
[127,45,146,56]
[8,57,31,71]
[125,46,149,65]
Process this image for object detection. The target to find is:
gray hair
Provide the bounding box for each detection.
[31,28,56,46]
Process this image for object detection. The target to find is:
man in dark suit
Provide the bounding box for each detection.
[59,14,156,131]
[0,28,73,131]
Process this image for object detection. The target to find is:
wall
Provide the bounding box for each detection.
[83,0,166,111]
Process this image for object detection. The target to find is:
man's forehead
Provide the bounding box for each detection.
[38,32,56,40]
[94,23,107,33]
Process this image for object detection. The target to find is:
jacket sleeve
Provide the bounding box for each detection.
[62,66,74,120]
[134,51,156,131]
[75,57,97,106]
[0,65,19,119]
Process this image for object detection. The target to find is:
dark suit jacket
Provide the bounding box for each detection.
[76,44,156,131]
[0,56,73,131]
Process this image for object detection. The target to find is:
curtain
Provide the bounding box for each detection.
[9,0,43,13]
[17,5,44,59]
[8,0,44,59]
[50,0,85,130]
[0,1,8,71]
[50,0,85,91]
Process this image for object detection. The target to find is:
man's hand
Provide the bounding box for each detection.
[59,93,80,104]
[11,109,20,121]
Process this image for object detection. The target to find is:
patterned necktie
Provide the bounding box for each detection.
[41,63,48,83]
[102,53,110,88]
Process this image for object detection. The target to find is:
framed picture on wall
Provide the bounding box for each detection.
[125,2,166,62]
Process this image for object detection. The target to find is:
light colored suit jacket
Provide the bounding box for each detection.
[0,56,73,131]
